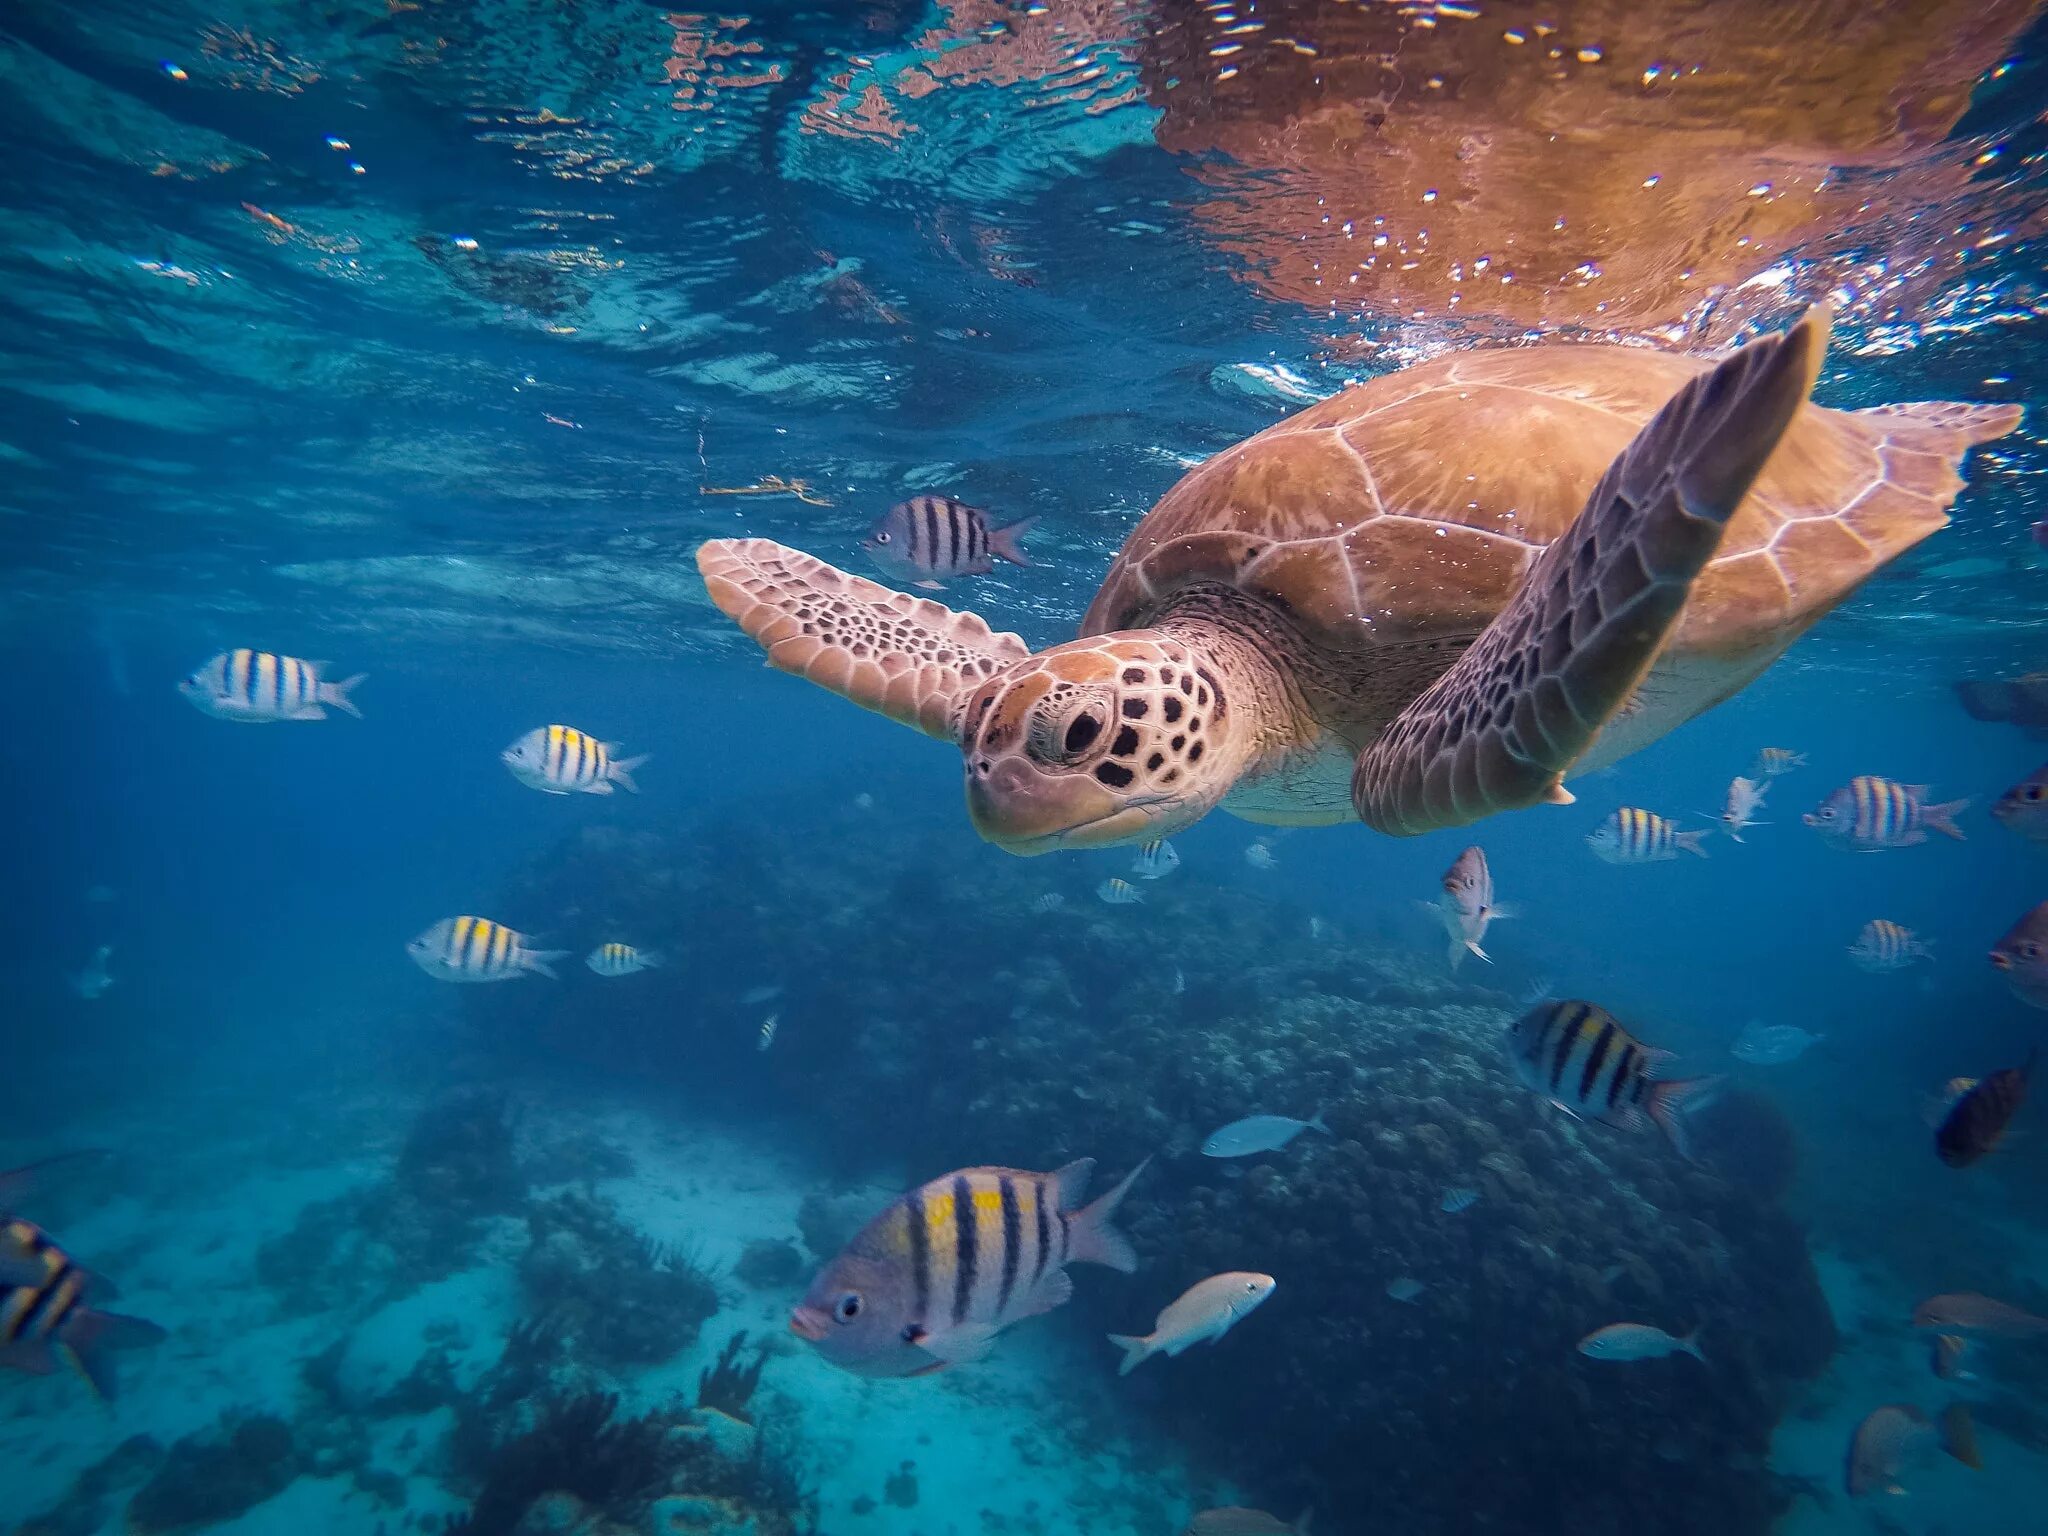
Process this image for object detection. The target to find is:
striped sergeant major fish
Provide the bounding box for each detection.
[178,649,363,722]
[1097,877,1143,905]
[1752,747,1806,778]
[586,942,662,977]
[863,495,1036,589]
[1130,838,1180,880]
[1586,807,1708,863]
[1804,775,1967,849]
[1507,1000,1721,1159]
[1849,918,1931,972]
[502,725,648,795]
[1934,1051,2034,1168]
[790,1157,1147,1378]
[408,916,567,982]
[0,1218,166,1401]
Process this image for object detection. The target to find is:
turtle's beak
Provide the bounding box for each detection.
[965,757,1150,855]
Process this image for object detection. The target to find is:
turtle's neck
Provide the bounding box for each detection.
[1150,585,1323,782]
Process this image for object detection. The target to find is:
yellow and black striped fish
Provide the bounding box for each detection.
[502,725,649,795]
[178,649,364,722]
[1507,1000,1720,1158]
[790,1157,1147,1378]
[1586,807,1709,863]
[1849,918,1931,972]
[0,1218,165,1401]
[586,941,662,978]
[1805,775,1967,849]
[407,916,567,982]
[862,495,1037,589]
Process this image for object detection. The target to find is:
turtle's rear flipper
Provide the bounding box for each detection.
[697,538,1032,742]
[1353,307,1830,836]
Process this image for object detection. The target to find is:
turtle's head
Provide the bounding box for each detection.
[959,634,1230,855]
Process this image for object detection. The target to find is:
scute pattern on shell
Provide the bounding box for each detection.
[1085,344,2020,662]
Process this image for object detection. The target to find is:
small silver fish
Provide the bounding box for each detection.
[1131,839,1181,880]
[1243,841,1278,871]
[1578,1323,1704,1362]
[179,649,364,722]
[853,791,876,812]
[1097,878,1143,906]
[586,942,662,978]
[1031,893,1067,914]
[1439,1186,1479,1214]
[757,1013,780,1052]
[1385,1277,1425,1303]
[68,945,114,1001]
[1753,747,1806,778]
[863,495,1035,589]
[1170,967,1186,995]
[1201,1112,1328,1157]
[1108,1271,1275,1375]
[1434,845,1507,969]
[1804,776,1967,850]
[1307,916,1327,941]
[741,983,783,1006]
[1587,808,1709,863]
[1730,1022,1822,1065]
[1716,776,1768,842]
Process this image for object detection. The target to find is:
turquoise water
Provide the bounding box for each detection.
[4,3,2048,1534]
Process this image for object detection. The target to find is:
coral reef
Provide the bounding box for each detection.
[733,1238,804,1290]
[477,810,1839,1536]
[521,1192,720,1368]
[445,1391,813,1536]
[126,1414,298,1534]
[396,1090,529,1218]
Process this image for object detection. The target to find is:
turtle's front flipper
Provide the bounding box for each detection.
[697,538,1031,742]
[1353,307,1830,835]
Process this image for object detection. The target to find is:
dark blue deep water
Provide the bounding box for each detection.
[4,4,2048,1534]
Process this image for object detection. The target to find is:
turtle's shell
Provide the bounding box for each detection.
[1085,343,1983,660]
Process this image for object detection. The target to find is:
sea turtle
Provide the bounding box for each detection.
[697,310,2019,853]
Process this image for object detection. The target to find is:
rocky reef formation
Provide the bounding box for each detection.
[475,806,1837,1536]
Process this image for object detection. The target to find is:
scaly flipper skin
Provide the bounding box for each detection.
[1352,307,1831,835]
[696,538,1031,741]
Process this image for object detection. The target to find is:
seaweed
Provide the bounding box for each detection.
[520,1192,720,1367]
[395,1090,527,1217]
[445,1392,671,1536]
[695,1331,770,1423]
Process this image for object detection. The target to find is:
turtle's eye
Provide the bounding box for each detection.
[1062,710,1103,758]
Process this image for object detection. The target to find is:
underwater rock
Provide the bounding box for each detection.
[16,1434,162,1536]
[646,1494,760,1536]
[520,1191,719,1367]
[794,1190,872,1262]
[733,1237,805,1289]
[397,1089,530,1217]
[126,1414,297,1534]
[482,813,1839,1536]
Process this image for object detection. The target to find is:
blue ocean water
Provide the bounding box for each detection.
[4,3,2048,1534]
